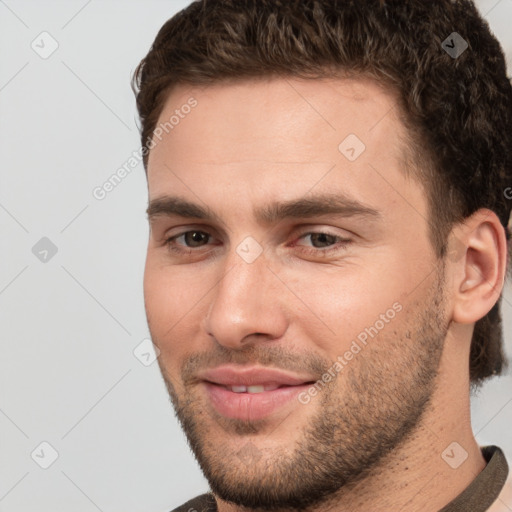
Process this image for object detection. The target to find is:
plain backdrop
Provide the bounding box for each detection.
[1,1,511,511]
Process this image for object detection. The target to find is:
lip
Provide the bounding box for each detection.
[198,365,316,387]
[198,365,317,421]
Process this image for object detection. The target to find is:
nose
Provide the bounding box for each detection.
[202,247,288,350]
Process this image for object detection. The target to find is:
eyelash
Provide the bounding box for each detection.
[164,230,352,257]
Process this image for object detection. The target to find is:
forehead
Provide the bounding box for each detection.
[146,76,426,224]
[150,75,404,162]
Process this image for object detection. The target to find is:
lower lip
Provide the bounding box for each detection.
[203,382,312,421]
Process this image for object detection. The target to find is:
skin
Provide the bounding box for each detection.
[143,77,507,512]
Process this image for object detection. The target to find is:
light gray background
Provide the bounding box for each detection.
[1,1,511,511]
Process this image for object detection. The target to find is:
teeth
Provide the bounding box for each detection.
[227,384,281,393]
[247,385,265,393]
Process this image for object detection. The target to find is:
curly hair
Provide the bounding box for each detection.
[132,0,512,386]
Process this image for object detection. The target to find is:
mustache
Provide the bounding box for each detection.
[180,343,331,385]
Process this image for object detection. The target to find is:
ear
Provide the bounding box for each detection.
[448,209,508,324]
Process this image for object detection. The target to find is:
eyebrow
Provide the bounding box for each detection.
[146,193,381,224]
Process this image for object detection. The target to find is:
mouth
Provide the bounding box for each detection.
[198,365,317,421]
[210,382,302,393]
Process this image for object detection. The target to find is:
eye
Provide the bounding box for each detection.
[163,228,352,259]
[294,231,352,256]
[301,232,338,248]
[178,231,210,247]
[165,230,213,252]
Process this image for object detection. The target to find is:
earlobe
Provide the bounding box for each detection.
[450,209,507,325]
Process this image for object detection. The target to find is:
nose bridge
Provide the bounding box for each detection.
[204,245,287,348]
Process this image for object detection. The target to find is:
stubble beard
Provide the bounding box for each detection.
[155,269,448,510]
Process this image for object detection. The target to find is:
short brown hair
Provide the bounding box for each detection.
[132,0,512,385]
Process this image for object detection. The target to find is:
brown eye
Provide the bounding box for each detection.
[308,233,338,248]
[182,231,210,247]
[293,231,352,257]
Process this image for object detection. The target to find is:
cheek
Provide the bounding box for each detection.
[144,255,207,321]
[143,256,212,359]
[144,261,176,327]
[282,263,408,354]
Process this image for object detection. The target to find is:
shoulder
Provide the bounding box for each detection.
[169,493,217,512]
[482,446,511,512]
[488,470,512,511]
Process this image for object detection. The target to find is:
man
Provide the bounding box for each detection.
[133,0,512,510]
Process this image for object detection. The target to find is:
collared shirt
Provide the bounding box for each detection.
[171,445,511,512]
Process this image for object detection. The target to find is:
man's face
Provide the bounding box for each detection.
[144,77,449,508]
